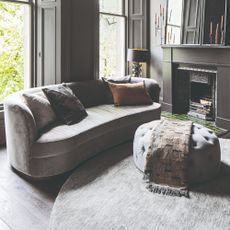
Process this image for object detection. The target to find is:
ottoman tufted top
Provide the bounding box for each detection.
[133,120,221,184]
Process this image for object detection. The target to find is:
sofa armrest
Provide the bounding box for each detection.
[4,94,37,173]
[130,77,161,103]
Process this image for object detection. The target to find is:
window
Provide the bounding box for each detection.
[0,0,32,102]
[99,0,126,78]
[166,0,183,45]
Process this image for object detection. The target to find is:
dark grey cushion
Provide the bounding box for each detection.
[106,75,131,83]
[42,85,87,125]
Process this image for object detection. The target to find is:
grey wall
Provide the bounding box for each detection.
[150,0,167,100]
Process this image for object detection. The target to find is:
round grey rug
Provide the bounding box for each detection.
[49,139,230,230]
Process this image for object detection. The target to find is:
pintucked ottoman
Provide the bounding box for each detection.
[133,120,221,184]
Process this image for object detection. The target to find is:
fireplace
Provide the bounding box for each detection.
[177,66,217,121]
[162,46,230,130]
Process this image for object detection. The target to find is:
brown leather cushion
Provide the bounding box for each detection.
[102,76,131,104]
[108,82,153,106]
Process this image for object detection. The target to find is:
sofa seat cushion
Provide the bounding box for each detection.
[32,103,161,158]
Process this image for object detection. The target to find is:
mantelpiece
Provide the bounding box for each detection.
[162,46,230,130]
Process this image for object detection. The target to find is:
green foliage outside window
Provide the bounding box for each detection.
[0,1,24,102]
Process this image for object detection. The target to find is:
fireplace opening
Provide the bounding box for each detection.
[189,81,214,120]
[175,65,216,121]
[190,82,211,103]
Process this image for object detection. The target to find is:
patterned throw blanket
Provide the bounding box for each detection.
[144,119,193,198]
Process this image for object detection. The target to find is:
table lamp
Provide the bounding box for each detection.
[127,48,149,77]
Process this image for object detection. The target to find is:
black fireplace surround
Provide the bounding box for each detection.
[162,46,230,130]
[176,65,216,121]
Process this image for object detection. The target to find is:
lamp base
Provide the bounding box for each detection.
[131,62,142,77]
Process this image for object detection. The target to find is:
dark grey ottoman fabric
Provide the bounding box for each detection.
[133,120,221,184]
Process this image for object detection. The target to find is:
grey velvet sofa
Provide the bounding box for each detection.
[4,77,161,179]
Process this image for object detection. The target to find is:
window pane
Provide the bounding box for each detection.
[99,0,123,15]
[167,0,183,26]
[0,1,30,102]
[100,14,125,78]
[166,26,181,45]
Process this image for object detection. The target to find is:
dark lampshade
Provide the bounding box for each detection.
[127,49,149,63]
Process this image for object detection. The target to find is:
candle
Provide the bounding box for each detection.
[221,15,224,31]
[169,9,172,23]
[160,4,162,16]
[163,7,164,21]
[210,21,213,35]
[155,13,157,25]
[221,31,224,44]
[215,23,219,44]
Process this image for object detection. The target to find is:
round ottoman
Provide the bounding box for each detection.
[133,120,221,184]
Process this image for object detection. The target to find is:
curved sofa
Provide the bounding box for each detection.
[4,77,161,179]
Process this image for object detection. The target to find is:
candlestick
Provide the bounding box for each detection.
[221,31,225,45]
[154,4,166,44]
[215,23,219,44]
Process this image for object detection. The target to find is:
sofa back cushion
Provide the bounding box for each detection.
[65,80,106,108]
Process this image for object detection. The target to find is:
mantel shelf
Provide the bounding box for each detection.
[161,45,230,49]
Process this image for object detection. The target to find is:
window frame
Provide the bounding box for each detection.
[0,0,35,108]
[99,0,128,78]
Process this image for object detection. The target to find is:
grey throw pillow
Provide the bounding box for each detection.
[42,85,88,125]
[23,92,57,132]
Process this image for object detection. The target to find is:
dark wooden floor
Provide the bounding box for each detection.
[0,146,70,230]
[1,132,230,230]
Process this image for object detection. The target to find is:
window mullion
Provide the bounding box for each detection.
[99,12,125,18]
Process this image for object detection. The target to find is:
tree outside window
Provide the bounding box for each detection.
[99,0,126,78]
[0,0,31,102]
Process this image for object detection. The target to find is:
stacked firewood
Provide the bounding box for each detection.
[189,98,213,120]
